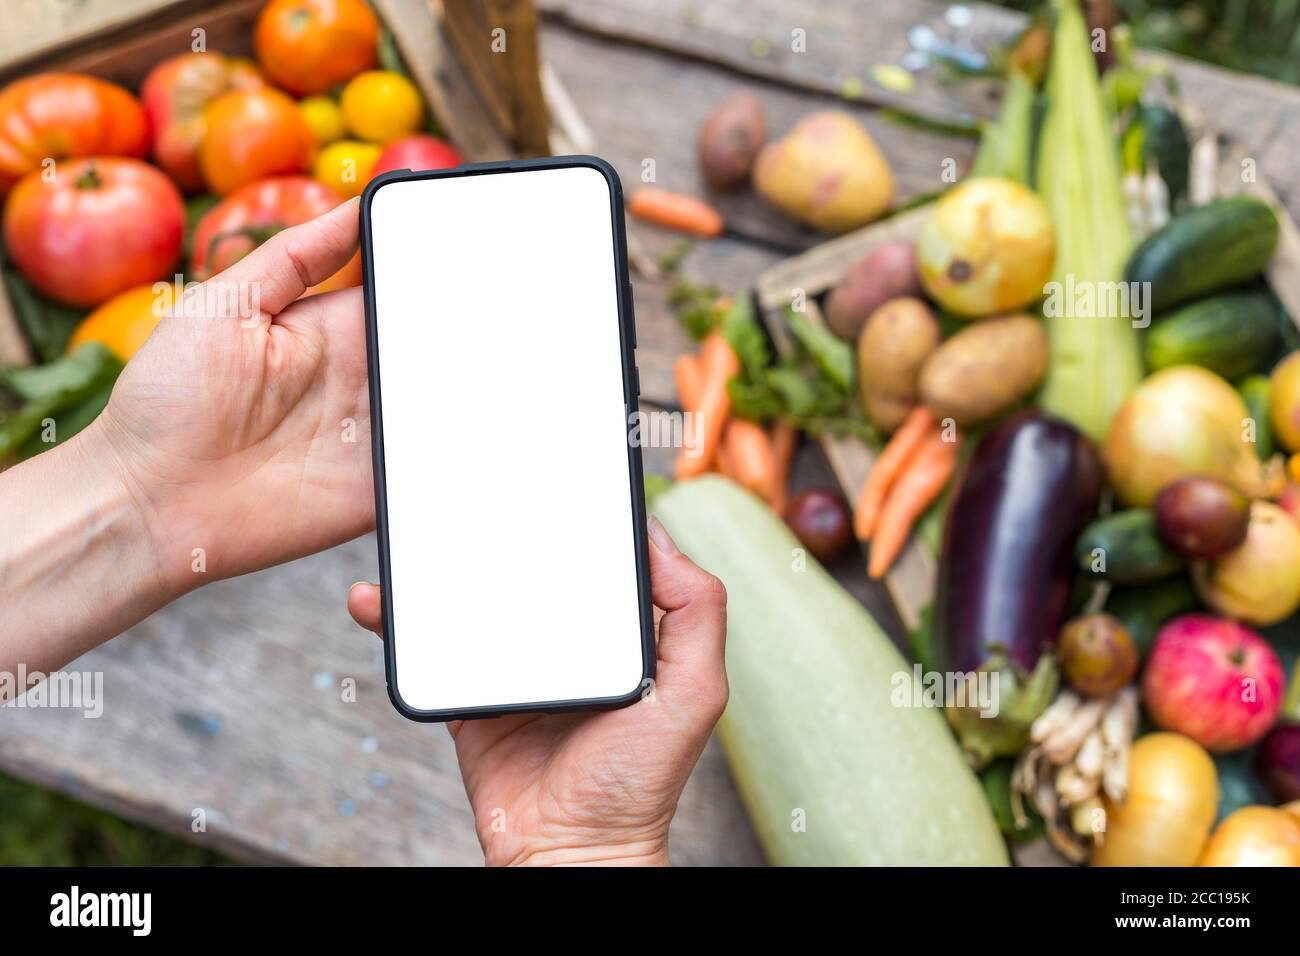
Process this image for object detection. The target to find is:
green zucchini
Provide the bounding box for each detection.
[1125,197,1280,313]
[1239,374,1275,461]
[1144,290,1276,380]
[1104,576,1199,658]
[653,476,1007,866]
[1075,509,1187,584]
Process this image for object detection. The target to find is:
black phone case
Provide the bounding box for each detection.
[358,155,655,723]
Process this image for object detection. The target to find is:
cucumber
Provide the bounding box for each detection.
[653,476,1007,866]
[1239,374,1275,461]
[1105,576,1199,658]
[1144,290,1276,380]
[1125,197,1280,313]
[1138,104,1190,205]
[1075,509,1187,584]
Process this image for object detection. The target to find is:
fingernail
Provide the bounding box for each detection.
[647,516,678,555]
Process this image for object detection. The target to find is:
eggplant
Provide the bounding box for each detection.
[935,410,1104,766]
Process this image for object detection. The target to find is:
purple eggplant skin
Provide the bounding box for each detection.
[1255,725,1300,803]
[934,409,1104,675]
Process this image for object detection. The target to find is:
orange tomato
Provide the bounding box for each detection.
[254,0,379,97]
[190,176,360,296]
[141,52,264,194]
[68,282,182,361]
[198,88,314,195]
[0,73,148,196]
[3,158,184,308]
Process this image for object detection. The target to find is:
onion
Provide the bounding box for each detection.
[917,176,1056,318]
[1198,806,1300,867]
[1192,501,1300,626]
[1105,365,1285,506]
[1092,732,1218,867]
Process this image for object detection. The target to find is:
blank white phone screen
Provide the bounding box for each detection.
[368,165,646,714]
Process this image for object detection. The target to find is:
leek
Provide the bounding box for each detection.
[1036,0,1143,441]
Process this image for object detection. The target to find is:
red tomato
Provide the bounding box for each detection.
[191,176,361,295]
[370,134,462,179]
[198,88,314,196]
[254,0,379,97]
[141,52,264,194]
[3,157,184,308]
[0,73,148,196]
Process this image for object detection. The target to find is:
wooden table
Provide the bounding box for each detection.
[5,0,1300,866]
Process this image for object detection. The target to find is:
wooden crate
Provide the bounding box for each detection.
[0,0,563,368]
[754,131,1300,635]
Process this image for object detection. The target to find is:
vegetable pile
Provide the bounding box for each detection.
[652,0,1300,866]
[0,0,461,458]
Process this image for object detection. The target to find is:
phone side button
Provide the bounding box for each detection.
[632,367,640,396]
[625,281,637,349]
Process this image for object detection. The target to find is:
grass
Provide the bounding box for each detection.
[0,773,231,866]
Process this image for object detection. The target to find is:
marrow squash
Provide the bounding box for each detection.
[653,475,1008,866]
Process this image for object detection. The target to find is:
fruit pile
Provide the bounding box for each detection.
[0,0,461,459]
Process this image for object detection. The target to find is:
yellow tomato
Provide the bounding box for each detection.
[298,95,346,147]
[1199,806,1300,867]
[313,140,381,198]
[340,70,422,143]
[67,282,181,361]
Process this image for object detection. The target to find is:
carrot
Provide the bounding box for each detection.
[674,353,701,410]
[714,436,738,481]
[627,187,725,237]
[853,406,937,541]
[868,431,962,579]
[724,419,777,500]
[768,419,798,513]
[675,330,739,479]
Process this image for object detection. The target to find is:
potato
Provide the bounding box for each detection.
[857,297,940,433]
[697,91,766,190]
[919,314,1048,427]
[752,111,894,233]
[825,242,922,341]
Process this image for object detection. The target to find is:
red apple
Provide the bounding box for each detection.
[370,134,462,180]
[1142,614,1284,753]
[141,52,263,194]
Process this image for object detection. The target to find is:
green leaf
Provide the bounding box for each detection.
[0,343,122,457]
[787,309,854,392]
[719,297,769,379]
[1,266,87,362]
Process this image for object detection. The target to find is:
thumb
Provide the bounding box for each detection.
[645,516,728,720]
[213,196,360,318]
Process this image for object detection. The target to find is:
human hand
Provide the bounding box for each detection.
[94,199,374,592]
[346,516,728,866]
[0,199,374,673]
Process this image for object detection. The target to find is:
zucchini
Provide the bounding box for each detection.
[1144,290,1276,380]
[1075,509,1187,584]
[653,476,1007,866]
[1125,197,1280,313]
[1105,576,1199,658]
[1239,374,1275,461]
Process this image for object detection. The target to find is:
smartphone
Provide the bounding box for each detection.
[359,156,654,722]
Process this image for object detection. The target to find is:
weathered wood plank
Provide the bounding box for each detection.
[537,0,1013,120]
